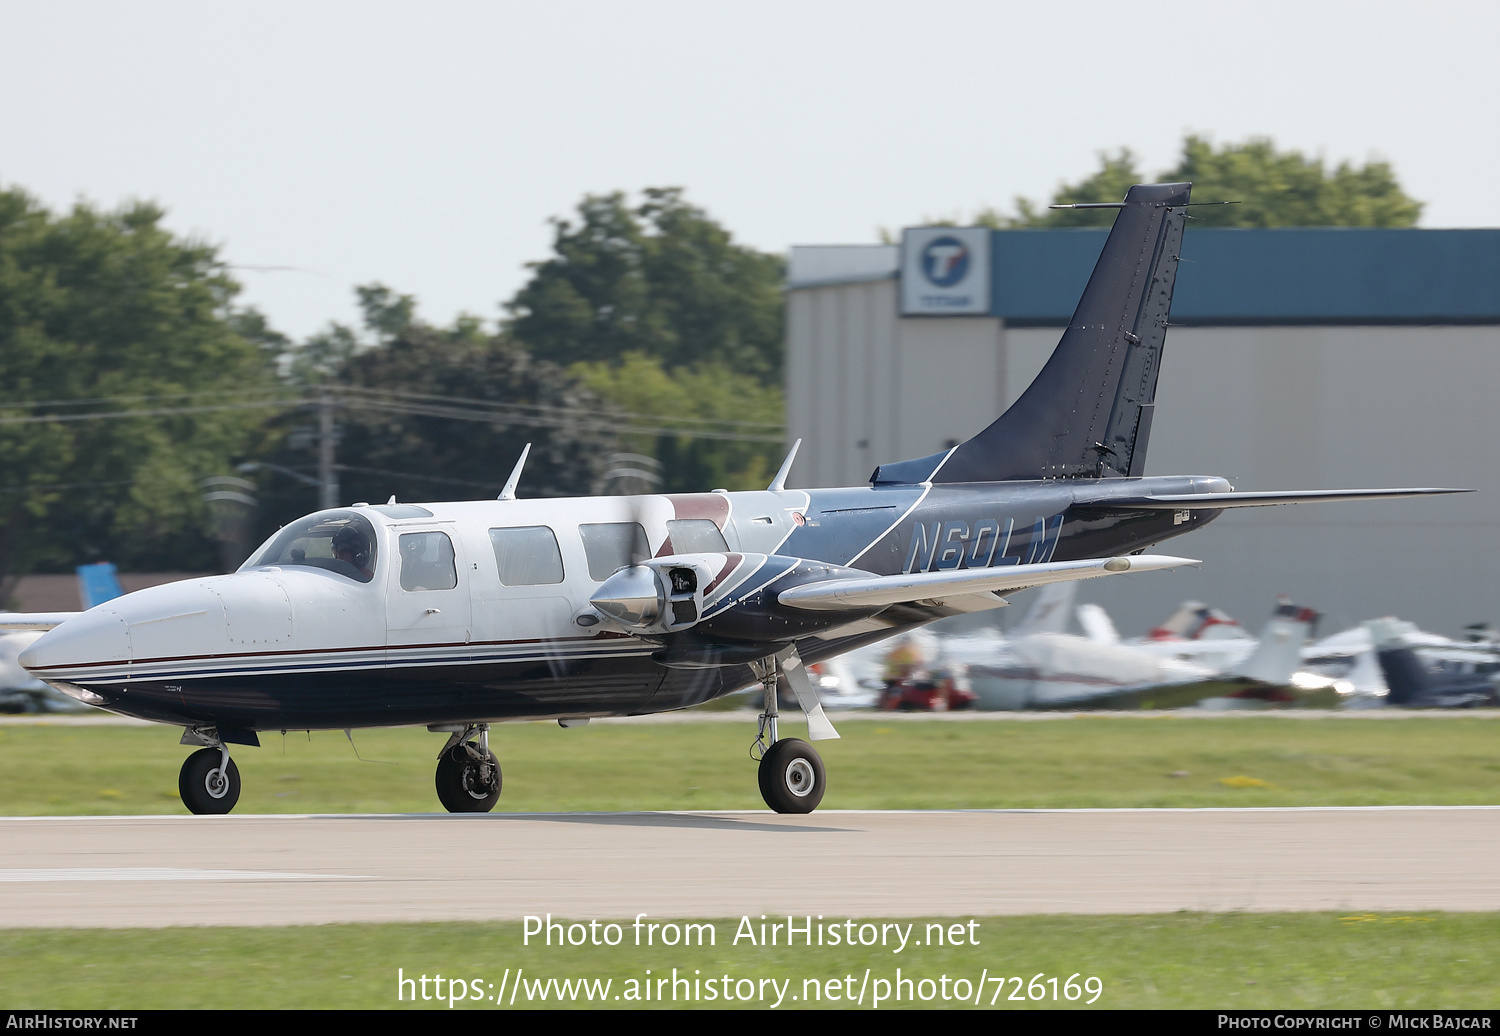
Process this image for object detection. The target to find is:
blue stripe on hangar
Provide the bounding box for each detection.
[990,227,1500,326]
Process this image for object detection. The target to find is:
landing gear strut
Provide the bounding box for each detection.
[750,648,837,814]
[178,731,240,815]
[431,723,501,813]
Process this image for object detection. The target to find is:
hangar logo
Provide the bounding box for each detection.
[900,226,990,315]
[920,236,970,287]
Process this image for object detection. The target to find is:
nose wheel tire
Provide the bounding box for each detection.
[179,748,241,815]
[757,738,825,814]
[435,743,502,813]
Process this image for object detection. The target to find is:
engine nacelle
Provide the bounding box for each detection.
[649,554,892,668]
[588,554,721,634]
[589,552,890,650]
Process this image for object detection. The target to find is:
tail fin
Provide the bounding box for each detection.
[1075,603,1121,645]
[873,181,1191,485]
[1226,599,1318,685]
[1012,581,1077,636]
[75,562,123,609]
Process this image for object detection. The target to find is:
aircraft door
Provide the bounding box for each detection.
[385,528,473,650]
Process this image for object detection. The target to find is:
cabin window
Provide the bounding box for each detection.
[489,526,565,585]
[244,511,378,584]
[398,531,458,591]
[665,518,728,554]
[578,522,650,581]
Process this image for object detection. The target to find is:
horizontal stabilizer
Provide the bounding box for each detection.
[1100,488,1471,509]
[778,555,1197,612]
[0,613,78,632]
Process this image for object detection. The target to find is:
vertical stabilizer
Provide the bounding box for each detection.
[1227,599,1318,685]
[873,181,1191,485]
[1012,582,1077,636]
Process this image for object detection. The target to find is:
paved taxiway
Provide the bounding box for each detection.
[3,807,1499,927]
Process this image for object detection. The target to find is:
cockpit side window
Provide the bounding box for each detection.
[244,512,379,583]
[489,526,564,585]
[578,523,650,581]
[399,532,458,591]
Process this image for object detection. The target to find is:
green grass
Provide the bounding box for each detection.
[2,912,1496,1009]
[3,713,1500,815]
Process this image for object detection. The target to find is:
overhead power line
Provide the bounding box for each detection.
[0,387,784,443]
[336,385,784,432]
[0,398,302,426]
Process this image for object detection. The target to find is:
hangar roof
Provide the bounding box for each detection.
[788,228,1500,325]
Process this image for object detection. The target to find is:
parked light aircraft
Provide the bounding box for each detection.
[1359,619,1499,708]
[916,596,1322,710]
[0,631,52,713]
[1,182,1467,815]
[0,563,124,713]
[1294,618,1500,707]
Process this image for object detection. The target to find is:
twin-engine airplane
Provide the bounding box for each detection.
[3,182,1466,815]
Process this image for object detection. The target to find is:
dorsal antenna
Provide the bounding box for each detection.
[498,443,532,501]
[767,439,802,492]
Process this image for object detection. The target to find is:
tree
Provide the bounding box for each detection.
[0,186,278,595]
[257,287,618,527]
[569,352,785,493]
[987,135,1424,229]
[505,189,788,491]
[506,188,785,383]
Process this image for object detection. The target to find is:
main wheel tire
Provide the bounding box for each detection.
[435,743,502,813]
[178,748,241,815]
[757,738,825,814]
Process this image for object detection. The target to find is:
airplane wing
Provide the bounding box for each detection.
[0,613,78,631]
[1099,488,1470,509]
[777,555,1196,612]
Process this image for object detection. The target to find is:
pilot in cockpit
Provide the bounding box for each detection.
[332,528,374,581]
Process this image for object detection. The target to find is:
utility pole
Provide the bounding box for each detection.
[318,390,340,510]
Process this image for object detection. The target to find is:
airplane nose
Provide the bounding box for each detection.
[19,608,130,673]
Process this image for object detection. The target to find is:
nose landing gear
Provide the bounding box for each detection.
[178,743,241,815]
[431,723,502,813]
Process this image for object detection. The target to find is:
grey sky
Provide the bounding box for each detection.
[3,0,1493,341]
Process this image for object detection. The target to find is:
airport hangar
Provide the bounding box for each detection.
[785,225,1500,637]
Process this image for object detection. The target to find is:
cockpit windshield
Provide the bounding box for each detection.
[243,511,379,583]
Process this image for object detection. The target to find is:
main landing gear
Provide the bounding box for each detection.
[430,723,502,813]
[178,730,240,815]
[750,647,839,814]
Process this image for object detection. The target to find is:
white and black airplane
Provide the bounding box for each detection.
[1,182,1466,815]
